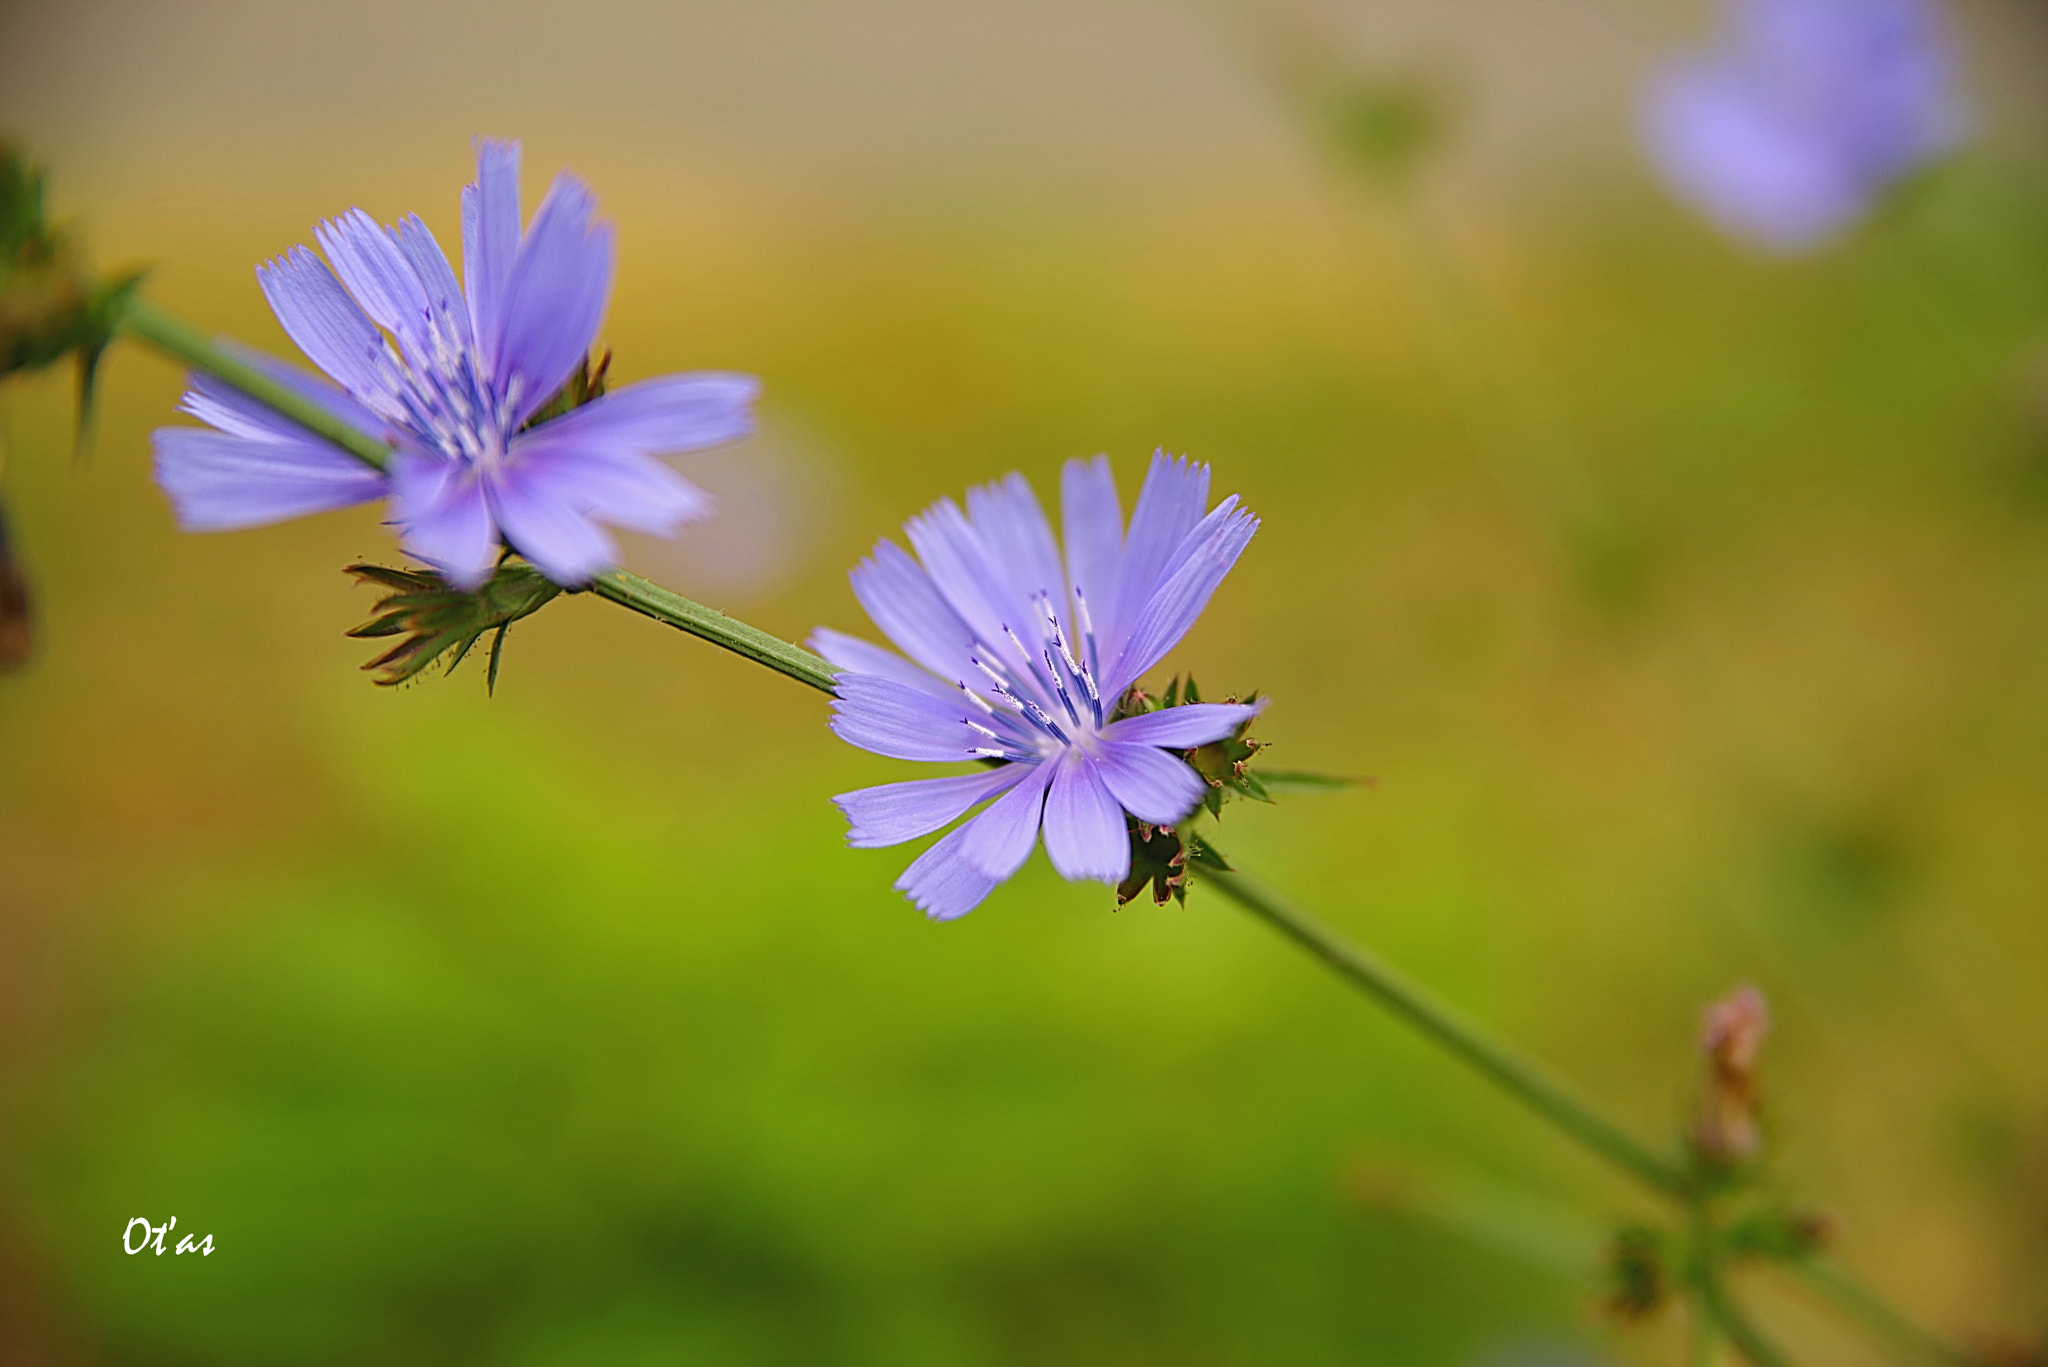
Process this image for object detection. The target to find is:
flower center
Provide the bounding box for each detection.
[957,587,1105,764]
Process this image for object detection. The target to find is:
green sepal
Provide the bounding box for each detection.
[345,561,563,688]
[520,348,611,428]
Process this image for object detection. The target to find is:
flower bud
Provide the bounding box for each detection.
[1691,983,1771,1169]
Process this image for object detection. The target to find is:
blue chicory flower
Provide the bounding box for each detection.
[1640,0,1967,252]
[814,452,1262,920]
[152,139,758,588]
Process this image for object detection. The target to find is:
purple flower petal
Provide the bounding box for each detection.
[501,438,714,537]
[227,347,392,440]
[1100,701,1263,749]
[903,498,1033,677]
[484,463,616,587]
[315,208,435,364]
[848,539,982,684]
[1040,752,1129,883]
[1090,741,1207,827]
[394,212,472,351]
[255,246,392,404]
[897,820,1002,921]
[828,673,982,763]
[1638,0,1966,253]
[1060,455,1122,644]
[513,373,758,459]
[809,629,960,699]
[390,453,496,589]
[833,767,1025,849]
[463,138,521,367]
[495,171,613,427]
[957,759,1055,879]
[966,472,1065,630]
[1107,498,1258,698]
[152,427,385,531]
[1645,63,1864,250]
[1111,451,1210,647]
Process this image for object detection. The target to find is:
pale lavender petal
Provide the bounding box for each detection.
[255,246,392,402]
[152,427,385,531]
[848,539,981,684]
[496,171,613,427]
[1090,742,1207,827]
[500,438,713,535]
[966,471,1065,628]
[829,673,982,762]
[1060,455,1122,644]
[957,759,1055,879]
[314,209,433,361]
[228,347,391,440]
[1110,451,1210,650]
[834,767,1026,849]
[394,212,471,350]
[464,137,522,365]
[808,628,957,699]
[512,373,758,459]
[897,820,1001,921]
[1106,499,1258,697]
[390,453,495,589]
[902,498,1025,668]
[1100,702,1263,749]
[1040,752,1129,883]
[1645,63,1863,250]
[484,463,616,586]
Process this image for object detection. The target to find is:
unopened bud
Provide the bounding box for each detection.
[1692,984,1771,1168]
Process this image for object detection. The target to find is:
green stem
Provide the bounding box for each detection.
[118,298,393,471]
[1691,1298,1723,1367]
[1786,1261,1979,1367]
[1696,1258,1795,1367]
[1204,867,1693,1201]
[587,568,837,694]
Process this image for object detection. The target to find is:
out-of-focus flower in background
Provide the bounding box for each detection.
[151,139,759,588]
[1640,0,1968,252]
[815,453,1260,920]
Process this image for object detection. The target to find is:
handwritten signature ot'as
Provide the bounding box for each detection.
[123,1217,213,1257]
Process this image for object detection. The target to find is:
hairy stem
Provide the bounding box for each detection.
[119,298,393,471]
[1204,867,1693,1200]
[587,568,837,693]
[1696,1258,1794,1367]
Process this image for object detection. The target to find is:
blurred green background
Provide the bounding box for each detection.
[3,1,2047,1363]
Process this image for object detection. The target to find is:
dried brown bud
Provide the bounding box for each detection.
[1692,984,1771,1168]
[0,496,29,672]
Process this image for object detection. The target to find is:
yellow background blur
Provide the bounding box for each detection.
[2,1,2046,1362]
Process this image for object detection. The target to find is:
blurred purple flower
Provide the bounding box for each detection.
[814,452,1261,920]
[1641,0,1967,252]
[152,139,758,588]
